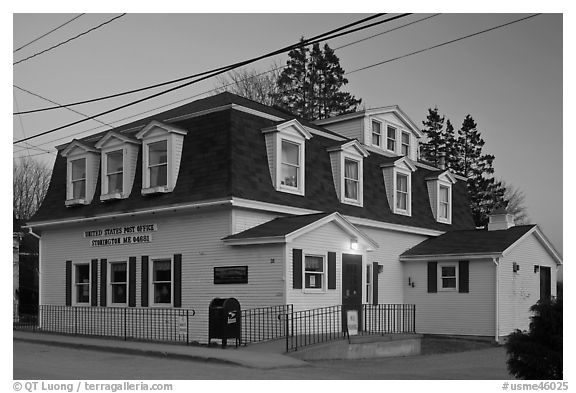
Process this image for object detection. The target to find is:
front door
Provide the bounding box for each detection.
[540,266,551,301]
[342,253,362,332]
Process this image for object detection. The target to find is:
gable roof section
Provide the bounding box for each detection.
[326,139,369,157]
[400,224,561,264]
[60,139,99,157]
[223,212,378,250]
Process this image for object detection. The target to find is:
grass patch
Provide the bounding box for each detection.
[421,336,497,355]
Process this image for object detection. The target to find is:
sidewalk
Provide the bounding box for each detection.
[13,330,307,370]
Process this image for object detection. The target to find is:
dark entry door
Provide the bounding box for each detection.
[540,266,551,301]
[342,253,362,332]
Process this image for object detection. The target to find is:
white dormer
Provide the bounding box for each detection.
[425,170,457,224]
[61,140,100,207]
[95,131,141,201]
[135,120,188,195]
[327,140,369,207]
[314,106,422,161]
[262,119,312,196]
[381,157,417,216]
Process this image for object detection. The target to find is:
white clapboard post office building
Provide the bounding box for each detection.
[27,92,562,343]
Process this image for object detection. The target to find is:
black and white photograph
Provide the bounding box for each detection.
[11,7,566,385]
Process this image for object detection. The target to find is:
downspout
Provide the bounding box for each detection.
[27,227,41,311]
[493,257,500,344]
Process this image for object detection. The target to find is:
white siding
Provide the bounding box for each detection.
[360,227,428,304]
[40,208,285,343]
[426,180,438,219]
[382,167,394,208]
[264,133,276,186]
[86,153,100,204]
[498,233,558,336]
[232,209,282,234]
[403,259,496,337]
[171,134,185,188]
[321,118,363,142]
[329,152,341,199]
[126,144,139,197]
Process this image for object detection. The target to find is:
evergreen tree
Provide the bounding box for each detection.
[443,119,460,170]
[275,40,361,121]
[420,107,445,166]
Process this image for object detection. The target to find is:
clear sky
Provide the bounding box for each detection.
[12,12,563,254]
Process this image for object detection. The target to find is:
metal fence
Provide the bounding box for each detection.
[284,304,416,352]
[241,304,293,345]
[14,305,196,344]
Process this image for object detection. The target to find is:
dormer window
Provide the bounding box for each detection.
[425,170,457,224]
[344,158,360,201]
[371,120,382,147]
[396,172,409,212]
[327,140,369,207]
[386,125,397,152]
[439,185,450,220]
[401,132,410,156]
[71,158,86,200]
[381,156,417,216]
[61,139,100,206]
[95,131,140,201]
[262,119,312,196]
[135,120,188,195]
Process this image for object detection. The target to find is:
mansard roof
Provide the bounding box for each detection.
[31,92,475,232]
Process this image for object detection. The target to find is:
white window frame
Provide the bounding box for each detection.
[371,119,382,148]
[393,169,412,216]
[101,148,125,199]
[73,262,91,306]
[386,125,397,153]
[438,183,452,224]
[149,257,174,307]
[142,136,172,194]
[70,158,87,201]
[108,261,128,307]
[303,253,326,293]
[401,131,411,157]
[438,262,458,292]
[341,153,363,206]
[278,136,305,195]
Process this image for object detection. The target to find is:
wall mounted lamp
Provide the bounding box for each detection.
[350,238,358,250]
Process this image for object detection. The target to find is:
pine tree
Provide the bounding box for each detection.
[275,38,310,119]
[420,107,445,166]
[443,119,460,170]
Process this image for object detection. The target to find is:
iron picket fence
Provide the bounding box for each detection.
[241,304,293,345]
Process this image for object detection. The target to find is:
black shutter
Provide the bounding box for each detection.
[91,259,98,306]
[293,249,303,289]
[327,252,336,289]
[129,257,136,307]
[373,262,379,305]
[100,259,107,306]
[427,262,437,293]
[65,260,72,306]
[173,254,182,308]
[141,256,149,307]
[458,261,469,293]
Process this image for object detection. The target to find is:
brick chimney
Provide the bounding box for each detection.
[487,207,515,231]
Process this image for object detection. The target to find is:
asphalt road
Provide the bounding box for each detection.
[13,341,512,380]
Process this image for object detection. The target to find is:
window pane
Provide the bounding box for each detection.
[73,180,86,199]
[108,173,123,193]
[150,165,167,187]
[402,132,410,144]
[77,284,90,303]
[111,263,127,283]
[305,273,322,289]
[442,266,456,277]
[281,164,298,187]
[281,141,299,166]
[396,192,407,210]
[305,256,324,272]
[440,186,449,203]
[154,260,171,281]
[111,284,127,303]
[76,265,89,284]
[397,174,408,192]
[442,278,456,288]
[372,133,380,146]
[71,159,86,181]
[149,141,167,165]
[440,203,448,219]
[107,150,123,173]
[387,126,396,139]
[344,159,358,180]
[345,179,358,200]
[387,126,396,150]
[154,283,171,303]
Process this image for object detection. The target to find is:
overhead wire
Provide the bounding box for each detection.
[14,13,85,53]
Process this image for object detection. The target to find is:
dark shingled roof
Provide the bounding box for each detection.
[401,225,536,257]
[32,92,476,232]
[223,213,331,240]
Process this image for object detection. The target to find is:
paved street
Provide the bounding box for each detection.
[13,341,512,380]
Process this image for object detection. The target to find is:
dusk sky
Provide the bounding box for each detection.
[12,12,563,254]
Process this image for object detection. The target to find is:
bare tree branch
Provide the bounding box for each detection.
[13,157,52,220]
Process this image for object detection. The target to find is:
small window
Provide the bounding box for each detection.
[439,185,450,220]
[344,159,359,201]
[106,150,124,194]
[387,126,397,152]
[280,140,300,189]
[396,173,409,211]
[152,259,172,305]
[371,120,382,147]
[440,264,457,290]
[366,265,372,303]
[148,140,168,188]
[304,255,324,289]
[71,158,86,200]
[74,264,90,304]
[401,132,410,156]
[109,262,127,305]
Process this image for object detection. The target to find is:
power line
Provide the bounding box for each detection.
[13,13,127,66]
[13,13,413,145]
[13,13,398,115]
[346,13,541,76]
[14,14,85,53]
[13,13,443,153]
